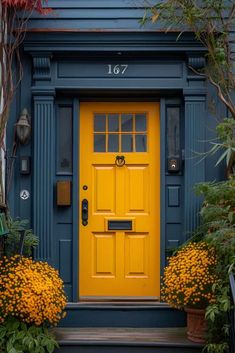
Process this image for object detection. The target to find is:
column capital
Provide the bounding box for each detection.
[32,87,56,98]
[183,89,207,101]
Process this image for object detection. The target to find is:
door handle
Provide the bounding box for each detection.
[82,199,88,226]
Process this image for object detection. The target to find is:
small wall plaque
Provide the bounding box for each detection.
[57,181,71,206]
[20,190,30,200]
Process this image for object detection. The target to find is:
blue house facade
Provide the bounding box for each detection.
[7,0,223,328]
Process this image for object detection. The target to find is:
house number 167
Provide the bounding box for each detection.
[108,64,128,75]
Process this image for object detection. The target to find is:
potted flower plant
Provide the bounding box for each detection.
[0,255,67,353]
[161,242,218,343]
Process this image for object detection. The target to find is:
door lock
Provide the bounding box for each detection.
[82,199,88,226]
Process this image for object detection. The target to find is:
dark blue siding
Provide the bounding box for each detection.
[27,0,157,31]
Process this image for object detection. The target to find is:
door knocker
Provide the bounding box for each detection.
[115,155,125,167]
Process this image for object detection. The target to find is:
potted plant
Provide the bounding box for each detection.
[161,242,218,343]
[0,255,67,353]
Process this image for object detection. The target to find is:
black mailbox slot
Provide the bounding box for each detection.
[108,220,132,230]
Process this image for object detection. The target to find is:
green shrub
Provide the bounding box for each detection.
[4,218,38,257]
[194,180,235,352]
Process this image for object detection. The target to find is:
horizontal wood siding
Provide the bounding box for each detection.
[27,0,158,31]
[43,0,154,8]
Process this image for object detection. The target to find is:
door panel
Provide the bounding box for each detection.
[93,166,116,213]
[125,166,149,212]
[79,102,160,299]
[92,233,116,277]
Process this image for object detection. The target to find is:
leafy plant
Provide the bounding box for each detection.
[194,180,235,352]
[4,217,38,257]
[142,0,235,173]
[0,317,58,353]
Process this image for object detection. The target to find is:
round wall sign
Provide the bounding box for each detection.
[20,190,30,200]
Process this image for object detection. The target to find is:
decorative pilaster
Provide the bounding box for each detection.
[184,92,206,238]
[33,88,55,261]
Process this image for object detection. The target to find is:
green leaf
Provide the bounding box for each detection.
[8,348,18,353]
[46,341,55,353]
[215,148,229,166]
[16,332,25,340]
[226,148,232,166]
[228,212,234,223]
[22,336,31,348]
[41,337,50,347]
[28,340,34,351]
[28,326,37,335]
[0,329,6,339]
[34,347,41,353]
[205,304,219,322]
[20,323,27,332]
[34,338,39,347]
[7,338,14,352]
[6,319,19,331]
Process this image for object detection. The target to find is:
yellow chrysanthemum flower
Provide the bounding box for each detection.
[0,256,67,326]
[161,242,218,310]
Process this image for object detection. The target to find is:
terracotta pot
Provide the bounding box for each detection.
[185,307,207,343]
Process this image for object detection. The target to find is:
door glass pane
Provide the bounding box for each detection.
[57,106,73,173]
[121,114,133,132]
[108,114,119,132]
[94,114,106,132]
[94,134,106,152]
[136,113,147,132]
[136,134,147,152]
[108,134,119,152]
[122,134,133,152]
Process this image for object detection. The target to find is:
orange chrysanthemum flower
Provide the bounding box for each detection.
[0,256,66,326]
[161,242,218,310]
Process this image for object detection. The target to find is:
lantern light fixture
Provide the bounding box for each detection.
[15,109,31,145]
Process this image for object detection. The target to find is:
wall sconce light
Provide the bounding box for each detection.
[15,109,31,145]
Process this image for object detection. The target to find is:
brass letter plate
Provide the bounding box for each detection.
[57,181,71,206]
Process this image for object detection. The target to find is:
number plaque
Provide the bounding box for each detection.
[107,64,128,75]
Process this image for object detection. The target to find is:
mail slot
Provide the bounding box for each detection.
[108,220,132,230]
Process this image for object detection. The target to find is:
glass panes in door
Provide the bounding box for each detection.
[94,112,147,152]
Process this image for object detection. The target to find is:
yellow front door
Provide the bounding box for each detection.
[79,102,160,299]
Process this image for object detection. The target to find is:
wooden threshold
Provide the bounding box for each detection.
[66,301,168,308]
[79,296,160,301]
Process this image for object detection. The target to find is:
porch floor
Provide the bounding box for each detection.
[53,327,203,348]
